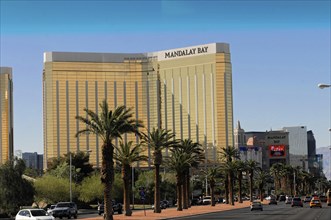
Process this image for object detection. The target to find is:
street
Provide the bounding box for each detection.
[168,202,331,220]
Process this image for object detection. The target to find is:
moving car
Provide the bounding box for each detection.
[250,201,263,211]
[303,196,312,203]
[51,202,78,219]
[279,195,286,202]
[16,209,54,220]
[291,197,303,207]
[310,198,322,208]
[98,200,123,215]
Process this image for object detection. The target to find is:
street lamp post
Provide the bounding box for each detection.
[317,83,331,180]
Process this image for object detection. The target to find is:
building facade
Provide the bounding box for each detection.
[22,152,43,171]
[43,43,234,168]
[283,126,308,171]
[0,67,14,165]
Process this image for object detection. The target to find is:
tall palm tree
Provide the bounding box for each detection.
[245,160,260,202]
[113,141,148,216]
[141,128,178,213]
[165,150,194,211]
[175,139,204,209]
[234,160,246,203]
[221,160,237,205]
[76,100,142,220]
[201,167,221,206]
[270,163,283,194]
[256,170,270,201]
[219,146,240,204]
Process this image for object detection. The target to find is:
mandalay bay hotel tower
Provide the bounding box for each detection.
[43,43,233,168]
[0,67,14,165]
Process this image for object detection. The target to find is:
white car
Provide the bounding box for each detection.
[15,209,55,220]
[202,196,212,205]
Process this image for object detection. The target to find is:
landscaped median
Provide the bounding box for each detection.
[84,201,251,220]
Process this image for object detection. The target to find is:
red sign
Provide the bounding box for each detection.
[269,145,286,157]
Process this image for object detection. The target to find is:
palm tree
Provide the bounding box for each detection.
[165,150,194,211]
[270,163,283,194]
[245,160,260,202]
[175,139,204,209]
[256,170,270,201]
[201,167,221,206]
[219,146,240,204]
[76,100,142,220]
[141,128,178,213]
[113,141,148,216]
[221,161,237,205]
[234,160,246,203]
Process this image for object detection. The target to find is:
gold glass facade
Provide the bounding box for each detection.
[43,43,233,168]
[0,67,14,164]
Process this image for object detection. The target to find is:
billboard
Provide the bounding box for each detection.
[269,145,286,157]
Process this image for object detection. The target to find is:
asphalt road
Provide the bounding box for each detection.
[169,202,331,220]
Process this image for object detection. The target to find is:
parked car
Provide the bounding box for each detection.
[16,209,54,220]
[46,205,56,215]
[161,200,171,208]
[285,197,293,204]
[51,202,78,219]
[291,197,303,207]
[202,196,212,205]
[250,201,263,211]
[98,200,123,215]
[152,201,167,210]
[310,198,322,208]
[191,197,202,205]
[304,196,312,203]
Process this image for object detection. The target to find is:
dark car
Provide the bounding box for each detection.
[319,195,327,203]
[279,195,286,202]
[291,197,303,207]
[250,201,263,211]
[269,198,277,205]
[51,202,78,219]
[304,196,312,203]
[98,200,123,215]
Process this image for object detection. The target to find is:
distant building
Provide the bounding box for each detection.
[307,130,317,175]
[283,126,308,171]
[0,67,14,165]
[22,152,43,171]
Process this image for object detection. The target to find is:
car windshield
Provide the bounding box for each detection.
[253,202,261,205]
[31,210,47,216]
[57,203,70,207]
[293,198,301,201]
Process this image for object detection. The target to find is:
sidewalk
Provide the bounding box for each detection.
[84,201,253,220]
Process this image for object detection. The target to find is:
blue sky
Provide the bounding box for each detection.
[0,0,330,154]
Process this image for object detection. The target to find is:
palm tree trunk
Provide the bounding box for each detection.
[249,173,254,202]
[154,164,161,213]
[259,186,263,202]
[186,170,191,208]
[182,173,188,209]
[123,165,132,216]
[238,173,243,203]
[102,143,114,220]
[211,185,215,206]
[176,175,183,211]
[225,173,229,204]
[229,172,234,205]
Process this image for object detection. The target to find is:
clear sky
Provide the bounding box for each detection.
[0,0,330,154]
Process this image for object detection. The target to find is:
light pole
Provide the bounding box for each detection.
[318,83,331,180]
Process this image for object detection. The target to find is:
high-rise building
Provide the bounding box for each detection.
[283,126,308,171]
[0,67,14,165]
[43,43,233,168]
[22,152,43,171]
